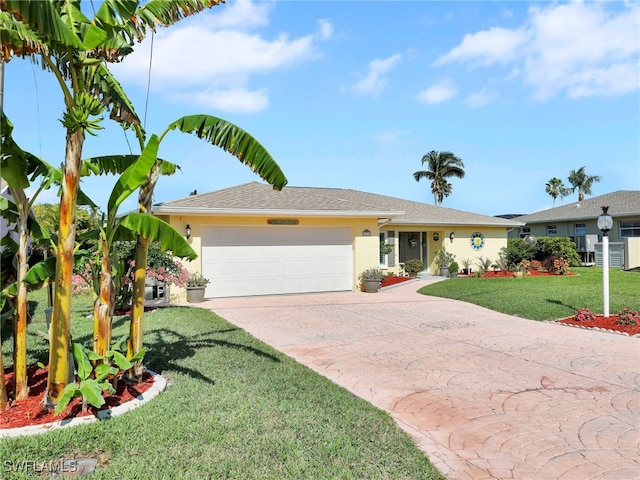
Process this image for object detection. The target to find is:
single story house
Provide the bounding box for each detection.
[153,182,523,299]
[510,190,640,269]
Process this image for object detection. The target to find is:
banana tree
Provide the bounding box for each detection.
[1,0,223,404]
[125,115,288,379]
[0,112,60,400]
[88,135,196,358]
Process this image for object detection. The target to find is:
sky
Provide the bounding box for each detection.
[4,0,640,217]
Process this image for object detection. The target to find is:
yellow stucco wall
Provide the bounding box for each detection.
[383,226,510,275]
[160,214,380,299]
[157,213,512,298]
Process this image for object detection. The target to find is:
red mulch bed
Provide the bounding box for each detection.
[380,276,414,288]
[556,315,640,336]
[1,365,154,430]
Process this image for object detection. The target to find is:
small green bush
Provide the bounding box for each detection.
[359,267,386,281]
[404,258,425,274]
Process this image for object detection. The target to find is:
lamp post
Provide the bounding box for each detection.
[597,206,613,317]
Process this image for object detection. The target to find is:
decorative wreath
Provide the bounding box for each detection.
[470,232,485,250]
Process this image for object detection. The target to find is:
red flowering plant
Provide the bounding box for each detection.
[573,308,597,322]
[73,242,189,309]
[616,308,640,326]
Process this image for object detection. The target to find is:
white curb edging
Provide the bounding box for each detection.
[0,370,167,438]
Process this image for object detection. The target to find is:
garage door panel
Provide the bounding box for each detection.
[202,226,353,297]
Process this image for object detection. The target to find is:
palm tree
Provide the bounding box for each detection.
[545,177,570,205]
[1,0,224,405]
[413,150,465,205]
[568,167,601,202]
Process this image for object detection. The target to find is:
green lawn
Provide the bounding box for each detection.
[1,289,444,480]
[418,267,640,320]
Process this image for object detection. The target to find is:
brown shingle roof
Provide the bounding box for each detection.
[154,182,523,227]
[518,190,640,223]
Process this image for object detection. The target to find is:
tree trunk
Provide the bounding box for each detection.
[12,192,29,400]
[46,128,83,405]
[93,234,114,358]
[578,189,584,202]
[127,163,160,380]
[0,320,7,409]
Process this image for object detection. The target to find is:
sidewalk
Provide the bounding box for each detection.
[198,279,640,480]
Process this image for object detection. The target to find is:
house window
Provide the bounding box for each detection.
[379,232,388,266]
[620,220,640,238]
[546,225,557,236]
[575,223,586,235]
[519,227,531,238]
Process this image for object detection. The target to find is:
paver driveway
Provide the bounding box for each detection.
[199,278,640,480]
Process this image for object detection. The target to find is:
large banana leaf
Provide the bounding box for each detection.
[1,1,84,60]
[107,135,159,224]
[82,155,179,177]
[118,212,197,261]
[22,257,57,290]
[166,115,288,190]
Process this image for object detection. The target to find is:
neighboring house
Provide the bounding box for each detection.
[512,190,640,269]
[153,182,523,299]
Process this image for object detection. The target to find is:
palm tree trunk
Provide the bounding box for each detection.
[46,128,83,404]
[93,235,114,358]
[12,193,29,400]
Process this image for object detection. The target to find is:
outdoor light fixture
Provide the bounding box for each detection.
[597,206,613,317]
[433,232,440,241]
[185,224,191,239]
[449,232,455,242]
[362,229,371,237]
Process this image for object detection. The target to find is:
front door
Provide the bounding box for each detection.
[399,232,421,263]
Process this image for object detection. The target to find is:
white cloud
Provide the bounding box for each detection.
[171,88,269,113]
[370,129,411,144]
[433,2,640,100]
[433,26,530,67]
[111,1,333,113]
[417,81,458,105]
[465,87,498,108]
[351,54,402,96]
[200,0,273,30]
[318,19,334,40]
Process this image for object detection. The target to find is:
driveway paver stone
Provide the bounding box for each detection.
[197,278,640,480]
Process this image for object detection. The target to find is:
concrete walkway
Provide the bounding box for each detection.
[198,278,640,480]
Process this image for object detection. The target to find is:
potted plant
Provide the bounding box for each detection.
[359,267,386,293]
[185,272,210,303]
[403,258,425,277]
[448,261,459,278]
[434,247,455,276]
[460,258,472,275]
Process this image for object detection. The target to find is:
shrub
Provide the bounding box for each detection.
[534,237,581,267]
[542,256,570,275]
[573,308,597,322]
[359,267,386,281]
[505,238,536,266]
[404,258,425,274]
[448,261,459,274]
[529,260,543,271]
[616,308,640,326]
[186,272,210,287]
[476,256,493,274]
[434,247,455,269]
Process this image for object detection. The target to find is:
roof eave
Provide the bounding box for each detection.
[387,219,525,227]
[152,206,405,218]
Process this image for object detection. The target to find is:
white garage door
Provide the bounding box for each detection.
[201,226,353,297]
